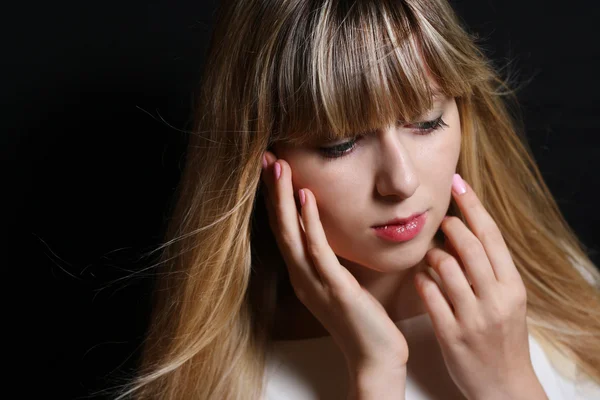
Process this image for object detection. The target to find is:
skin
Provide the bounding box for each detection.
[262,94,549,398]
[271,95,461,335]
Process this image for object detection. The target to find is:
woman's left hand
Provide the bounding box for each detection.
[413,174,547,400]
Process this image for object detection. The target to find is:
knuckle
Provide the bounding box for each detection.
[274,197,286,216]
[307,241,323,259]
[456,239,483,258]
[441,216,457,230]
[279,231,294,249]
[497,281,527,310]
[511,284,528,309]
[487,300,511,326]
[467,314,491,336]
[444,215,458,224]
[464,199,479,214]
[478,227,502,245]
[437,256,457,274]
[488,316,509,334]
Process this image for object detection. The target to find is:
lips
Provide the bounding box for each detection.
[372,210,427,228]
[372,212,428,242]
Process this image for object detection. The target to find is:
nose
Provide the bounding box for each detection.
[374,128,419,199]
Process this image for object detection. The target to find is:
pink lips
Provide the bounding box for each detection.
[373,211,427,227]
[372,211,427,242]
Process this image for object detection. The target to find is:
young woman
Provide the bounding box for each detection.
[117,0,600,399]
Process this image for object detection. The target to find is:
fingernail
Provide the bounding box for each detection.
[452,173,467,195]
[262,154,267,169]
[274,161,281,181]
[443,215,450,221]
[299,189,306,206]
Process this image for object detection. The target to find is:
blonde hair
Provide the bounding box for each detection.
[115,0,600,398]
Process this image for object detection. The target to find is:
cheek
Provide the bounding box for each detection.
[426,135,461,200]
[290,154,366,204]
[302,175,363,217]
[424,114,461,173]
[294,169,366,245]
[426,124,461,211]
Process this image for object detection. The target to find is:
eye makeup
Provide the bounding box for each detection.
[318,115,449,160]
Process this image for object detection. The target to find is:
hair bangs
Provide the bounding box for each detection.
[268,0,476,148]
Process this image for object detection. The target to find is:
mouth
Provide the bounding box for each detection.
[371,211,428,243]
[371,210,428,228]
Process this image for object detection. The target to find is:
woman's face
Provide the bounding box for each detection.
[272,95,461,273]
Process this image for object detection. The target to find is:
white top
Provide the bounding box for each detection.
[262,312,600,399]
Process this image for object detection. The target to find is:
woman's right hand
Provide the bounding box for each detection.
[261,151,409,385]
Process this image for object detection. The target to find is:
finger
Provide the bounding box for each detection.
[414,268,457,336]
[441,216,496,297]
[425,247,476,316]
[262,151,277,185]
[451,174,518,284]
[261,152,277,233]
[270,159,322,285]
[263,151,302,217]
[262,152,302,240]
[300,188,356,292]
[444,234,472,286]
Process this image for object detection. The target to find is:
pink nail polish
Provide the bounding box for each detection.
[262,154,267,169]
[274,162,281,181]
[452,174,467,195]
[299,189,306,206]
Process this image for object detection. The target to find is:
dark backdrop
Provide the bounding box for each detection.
[6,1,599,398]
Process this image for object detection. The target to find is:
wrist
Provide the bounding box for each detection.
[348,365,407,400]
[472,369,548,400]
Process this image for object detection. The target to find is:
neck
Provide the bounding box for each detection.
[339,232,444,322]
[271,231,446,341]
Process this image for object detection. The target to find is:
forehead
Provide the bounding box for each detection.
[263,1,473,149]
[274,84,449,149]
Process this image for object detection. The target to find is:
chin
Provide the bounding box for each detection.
[374,234,440,272]
[359,248,430,273]
[336,227,441,272]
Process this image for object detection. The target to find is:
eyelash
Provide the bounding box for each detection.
[318,116,449,160]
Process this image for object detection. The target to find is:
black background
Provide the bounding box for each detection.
[6,1,599,398]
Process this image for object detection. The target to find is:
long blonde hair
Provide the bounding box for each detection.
[116,0,600,398]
